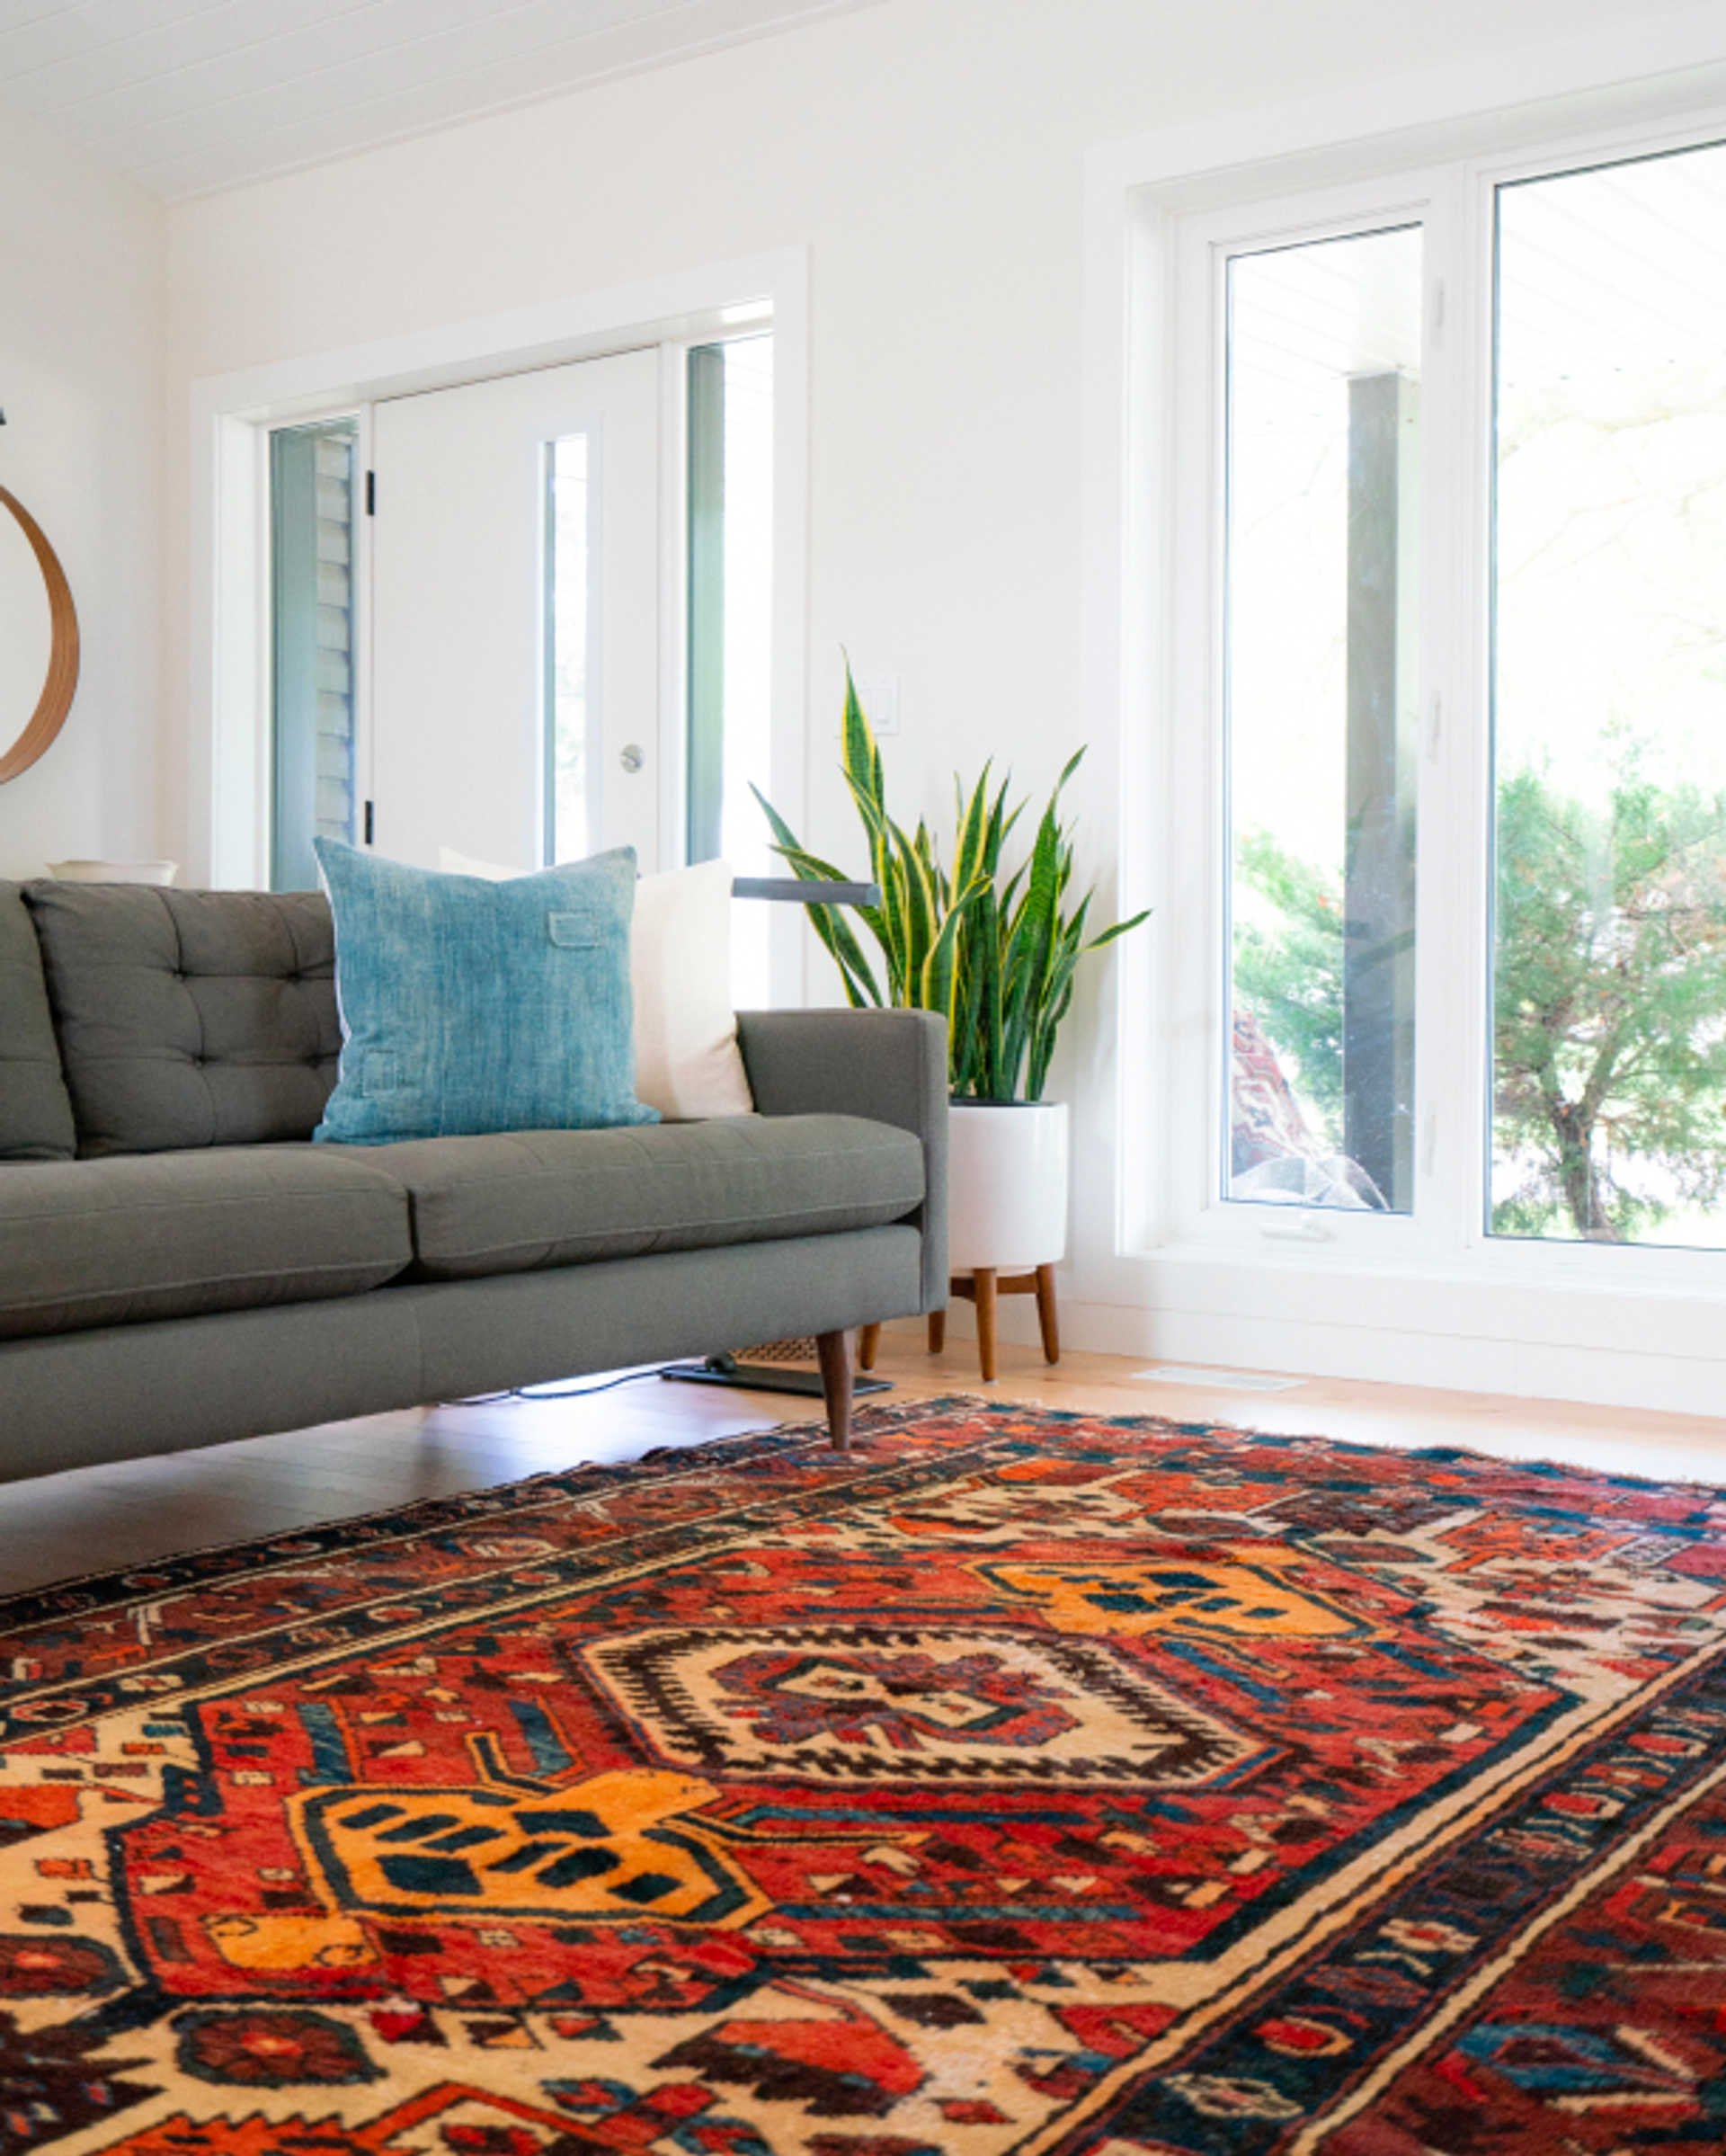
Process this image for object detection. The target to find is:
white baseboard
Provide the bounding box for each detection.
[908,1295,1726,1420]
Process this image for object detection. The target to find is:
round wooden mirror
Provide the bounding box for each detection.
[0,486,79,785]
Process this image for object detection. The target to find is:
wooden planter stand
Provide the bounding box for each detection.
[857,1267,1061,1385]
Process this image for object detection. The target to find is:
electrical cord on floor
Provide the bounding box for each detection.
[441,1351,816,1408]
[439,1365,679,1407]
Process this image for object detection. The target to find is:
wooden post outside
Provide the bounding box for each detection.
[1343,370,1419,1210]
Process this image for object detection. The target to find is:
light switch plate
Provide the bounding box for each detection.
[850,673,901,736]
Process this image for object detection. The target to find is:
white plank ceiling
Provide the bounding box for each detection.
[0,0,884,199]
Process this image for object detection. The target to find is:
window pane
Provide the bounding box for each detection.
[688,334,774,1006]
[270,418,358,890]
[1492,146,1726,1248]
[547,433,591,867]
[1225,227,1422,1213]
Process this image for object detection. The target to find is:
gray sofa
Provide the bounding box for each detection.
[0,879,947,1481]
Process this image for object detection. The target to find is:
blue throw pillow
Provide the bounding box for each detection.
[312,840,659,1145]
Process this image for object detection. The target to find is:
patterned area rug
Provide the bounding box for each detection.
[4,1397,1726,2154]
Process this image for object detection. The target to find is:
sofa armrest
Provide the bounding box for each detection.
[736,1007,948,1314]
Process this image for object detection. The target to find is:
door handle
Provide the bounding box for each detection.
[619,744,645,773]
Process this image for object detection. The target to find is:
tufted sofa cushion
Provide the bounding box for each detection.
[0,881,77,1162]
[23,884,340,1156]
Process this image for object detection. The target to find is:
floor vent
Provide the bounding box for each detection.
[1134,1367,1303,1394]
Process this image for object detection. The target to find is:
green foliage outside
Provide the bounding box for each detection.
[1492,765,1726,1240]
[1232,832,1347,1152]
[1236,762,1726,1242]
[755,665,1148,1102]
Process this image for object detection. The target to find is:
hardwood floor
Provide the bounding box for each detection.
[2,1329,1722,1599]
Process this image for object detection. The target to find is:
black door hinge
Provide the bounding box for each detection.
[365,470,376,515]
[363,800,375,845]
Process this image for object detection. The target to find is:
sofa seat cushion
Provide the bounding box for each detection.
[0,1148,413,1341]
[371,1113,925,1281]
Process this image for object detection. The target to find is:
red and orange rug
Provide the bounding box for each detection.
[4,1396,1726,2153]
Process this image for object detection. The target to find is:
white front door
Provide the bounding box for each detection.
[368,348,663,875]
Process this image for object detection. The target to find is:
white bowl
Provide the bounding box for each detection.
[46,860,179,885]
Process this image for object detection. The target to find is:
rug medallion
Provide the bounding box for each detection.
[3,1396,1726,2152]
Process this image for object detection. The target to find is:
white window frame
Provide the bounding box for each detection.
[1078,23,1726,1414]
[188,249,810,1003]
[1170,174,1463,1270]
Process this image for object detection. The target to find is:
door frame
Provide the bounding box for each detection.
[189,247,810,997]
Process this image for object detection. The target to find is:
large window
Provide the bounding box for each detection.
[1490,146,1726,1250]
[1175,120,1726,1271]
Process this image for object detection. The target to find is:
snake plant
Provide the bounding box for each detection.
[753,667,1148,1101]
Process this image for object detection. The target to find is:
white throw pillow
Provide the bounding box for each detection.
[439,849,755,1120]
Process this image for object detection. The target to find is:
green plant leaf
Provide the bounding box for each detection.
[754,660,1149,1092]
[1085,909,1152,951]
[749,783,886,1003]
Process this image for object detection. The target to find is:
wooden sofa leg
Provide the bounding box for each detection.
[858,1323,882,1371]
[816,1329,855,1453]
[928,1308,947,1353]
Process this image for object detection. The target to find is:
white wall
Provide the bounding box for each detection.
[162,0,1672,875]
[0,99,165,882]
[160,0,1726,1408]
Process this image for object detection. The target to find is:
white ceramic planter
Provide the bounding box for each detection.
[947,1100,1070,1274]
